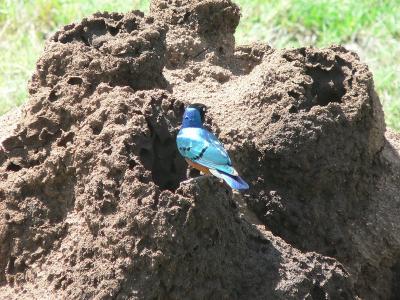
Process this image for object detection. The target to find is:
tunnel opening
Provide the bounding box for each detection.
[306,65,346,107]
[138,102,188,192]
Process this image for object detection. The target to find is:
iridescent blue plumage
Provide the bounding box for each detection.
[176,104,249,190]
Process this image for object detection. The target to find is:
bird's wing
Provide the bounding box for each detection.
[177,128,238,176]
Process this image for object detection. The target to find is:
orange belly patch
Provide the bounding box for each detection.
[185,158,211,175]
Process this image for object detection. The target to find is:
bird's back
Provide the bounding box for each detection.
[176,127,235,174]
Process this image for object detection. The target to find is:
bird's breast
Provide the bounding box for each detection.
[185,158,211,175]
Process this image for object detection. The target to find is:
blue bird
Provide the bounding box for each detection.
[176,104,249,190]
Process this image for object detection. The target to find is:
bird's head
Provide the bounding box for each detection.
[181,103,207,128]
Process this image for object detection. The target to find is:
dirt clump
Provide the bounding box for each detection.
[0,0,399,299]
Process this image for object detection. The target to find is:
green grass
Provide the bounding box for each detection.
[0,0,149,115]
[1,0,399,130]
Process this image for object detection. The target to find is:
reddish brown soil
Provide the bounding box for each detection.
[0,0,399,299]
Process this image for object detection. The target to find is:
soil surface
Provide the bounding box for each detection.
[1,0,399,299]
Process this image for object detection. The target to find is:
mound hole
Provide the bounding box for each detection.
[7,257,16,274]
[139,117,187,192]
[6,162,22,172]
[139,148,152,169]
[307,65,346,106]
[67,77,83,85]
[127,159,137,170]
[79,19,108,48]
[48,90,59,102]
[90,122,103,135]
[310,284,325,300]
[108,26,119,36]
[143,136,187,192]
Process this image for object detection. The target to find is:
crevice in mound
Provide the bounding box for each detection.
[67,77,83,85]
[310,284,326,300]
[306,64,346,107]
[7,256,16,275]
[140,133,186,191]
[90,122,103,136]
[6,162,22,172]
[48,89,59,102]
[139,117,187,192]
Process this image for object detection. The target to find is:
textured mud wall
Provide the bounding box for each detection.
[0,0,399,299]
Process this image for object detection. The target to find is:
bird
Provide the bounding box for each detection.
[176,103,249,190]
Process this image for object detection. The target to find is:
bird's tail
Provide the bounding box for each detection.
[209,169,249,190]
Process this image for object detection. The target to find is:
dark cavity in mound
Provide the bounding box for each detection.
[307,64,346,106]
[140,98,187,191]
